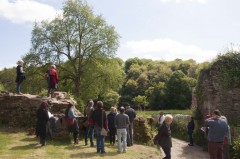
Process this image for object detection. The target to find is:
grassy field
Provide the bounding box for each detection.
[0,126,161,159]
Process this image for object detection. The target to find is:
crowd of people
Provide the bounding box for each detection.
[17,60,231,158]
[35,99,137,154]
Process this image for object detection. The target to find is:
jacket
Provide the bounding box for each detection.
[154,121,172,148]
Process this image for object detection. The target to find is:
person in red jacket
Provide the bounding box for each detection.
[45,65,58,98]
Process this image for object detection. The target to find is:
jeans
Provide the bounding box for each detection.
[95,126,105,153]
[117,128,127,152]
[127,123,133,146]
[16,82,21,93]
[85,125,94,145]
[96,135,105,153]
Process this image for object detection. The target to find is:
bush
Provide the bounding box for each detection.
[233,137,240,159]
[0,84,5,92]
[38,89,48,97]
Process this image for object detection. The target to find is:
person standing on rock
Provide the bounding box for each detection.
[124,103,136,146]
[15,60,25,94]
[204,109,228,159]
[46,65,58,98]
[115,106,129,153]
[36,102,50,146]
[187,116,195,146]
[154,114,173,159]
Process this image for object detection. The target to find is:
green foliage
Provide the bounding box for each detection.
[216,52,240,88]
[233,137,240,159]
[132,95,149,110]
[38,89,48,97]
[103,90,120,109]
[0,83,5,92]
[166,70,192,109]
[192,107,203,121]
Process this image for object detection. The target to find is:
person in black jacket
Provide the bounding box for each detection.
[15,60,25,94]
[187,116,195,146]
[154,114,173,159]
[107,107,117,146]
[124,103,136,146]
[36,102,50,146]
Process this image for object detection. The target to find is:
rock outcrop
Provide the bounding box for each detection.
[0,92,82,137]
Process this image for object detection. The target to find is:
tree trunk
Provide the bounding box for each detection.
[74,78,81,98]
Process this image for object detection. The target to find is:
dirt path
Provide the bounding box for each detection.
[162,138,209,159]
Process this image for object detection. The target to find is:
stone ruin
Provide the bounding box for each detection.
[0,92,83,138]
[192,62,240,139]
[133,117,153,145]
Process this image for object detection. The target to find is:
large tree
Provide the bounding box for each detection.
[28,0,119,97]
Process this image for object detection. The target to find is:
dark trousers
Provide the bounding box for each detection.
[162,146,171,159]
[223,144,230,159]
[16,82,21,93]
[208,141,224,159]
[109,128,116,144]
[188,132,193,145]
[127,123,133,146]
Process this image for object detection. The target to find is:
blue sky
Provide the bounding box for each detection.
[0,0,240,70]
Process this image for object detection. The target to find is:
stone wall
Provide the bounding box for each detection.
[194,63,240,123]
[194,62,240,139]
[0,92,80,137]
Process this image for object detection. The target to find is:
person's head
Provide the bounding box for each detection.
[110,107,115,113]
[17,60,24,66]
[97,101,103,108]
[189,116,194,121]
[68,102,75,109]
[119,106,125,113]
[164,114,173,125]
[159,111,164,116]
[88,100,94,107]
[39,102,48,110]
[212,109,221,118]
[51,65,56,69]
[123,103,130,109]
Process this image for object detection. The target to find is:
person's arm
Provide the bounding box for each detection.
[20,66,25,74]
[126,115,130,128]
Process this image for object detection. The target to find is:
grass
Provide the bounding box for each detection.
[0,126,161,159]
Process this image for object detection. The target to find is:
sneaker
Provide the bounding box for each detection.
[101,151,106,154]
[123,150,127,153]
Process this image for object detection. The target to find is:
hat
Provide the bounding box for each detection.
[17,60,24,65]
[51,65,56,69]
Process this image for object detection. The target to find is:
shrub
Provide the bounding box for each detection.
[233,137,240,159]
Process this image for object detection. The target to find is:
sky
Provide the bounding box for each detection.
[0,0,240,70]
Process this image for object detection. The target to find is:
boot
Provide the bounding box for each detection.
[90,142,94,147]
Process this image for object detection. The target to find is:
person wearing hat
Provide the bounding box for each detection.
[15,60,25,94]
[46,65,58,98]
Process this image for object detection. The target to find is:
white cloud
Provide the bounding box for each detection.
[0,0,61,24]
[160,0,207,4]
[122,38,218,62]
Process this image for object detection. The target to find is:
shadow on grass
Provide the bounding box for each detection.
[20,137,38,142]
[69,151,120,158]
[10,143,39,150]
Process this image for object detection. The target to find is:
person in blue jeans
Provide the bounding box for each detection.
[84,100,95,147]
[92,101,108,154]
